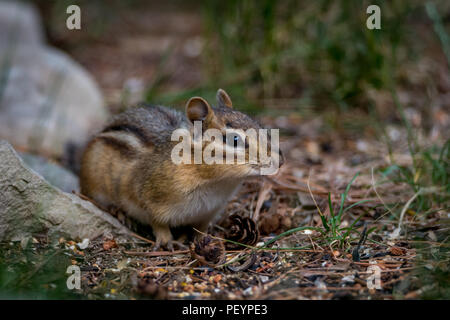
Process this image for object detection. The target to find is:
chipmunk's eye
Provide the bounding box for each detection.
[232,135,239,148]
[224,134,243,148]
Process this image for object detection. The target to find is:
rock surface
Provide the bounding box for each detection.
[0,1,109,159]
[20,152,79,193]
[0,0,44,47]
[0,141,130,242]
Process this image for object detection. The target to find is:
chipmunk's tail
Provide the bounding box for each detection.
[62,140,84,175]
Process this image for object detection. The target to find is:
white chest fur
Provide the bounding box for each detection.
[167,179,242,226]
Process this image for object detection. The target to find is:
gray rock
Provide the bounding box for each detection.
[0,1,109,158]
[0,45,109,158]
[20,152,79,193]
[0,140,130,242]
[0,1,44,47]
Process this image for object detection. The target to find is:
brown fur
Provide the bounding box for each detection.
[79,89,282,249]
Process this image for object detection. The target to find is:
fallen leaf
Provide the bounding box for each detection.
[103,239,118,250]
[390,246,406,256]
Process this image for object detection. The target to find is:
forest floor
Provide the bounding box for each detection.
[63,124,447,300]
[2,112,447,300]
[1,2,448,300]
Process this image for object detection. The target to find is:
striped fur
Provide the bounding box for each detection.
[79,90,276,249]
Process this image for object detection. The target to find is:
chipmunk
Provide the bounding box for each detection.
[79,89,283,250]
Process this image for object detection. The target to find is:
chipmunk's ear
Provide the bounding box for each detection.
[216,88,233,108]
[186,97,214,123]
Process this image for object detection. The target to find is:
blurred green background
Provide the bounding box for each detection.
[29,0,449,119]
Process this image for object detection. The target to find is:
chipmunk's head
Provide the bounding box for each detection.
[182,89,284,179]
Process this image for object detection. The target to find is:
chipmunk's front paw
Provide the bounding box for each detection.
[152,225,173,251]
[172,240,188,250]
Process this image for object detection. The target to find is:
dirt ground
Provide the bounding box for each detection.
[41,118,445,300]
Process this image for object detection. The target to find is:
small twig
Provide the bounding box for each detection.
[268,176,329,196]
[193,228,320,252]
[140,266,209,270]
[370,168,397,219]
[73,191,107,210]
[227,253,259,272]
[352,224,368,262]
[129,232,155,244]
[397,189,421,230]
[307,170,325,218]
[124,250,189,257]
[252,179,272,221]
[390,188,422,240]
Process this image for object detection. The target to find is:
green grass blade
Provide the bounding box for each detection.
[343,199,373,213]
[262,226,324,248]
[337,172,360,224]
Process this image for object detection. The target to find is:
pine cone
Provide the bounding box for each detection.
[225,214,259,249]
[190,235,226,267]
